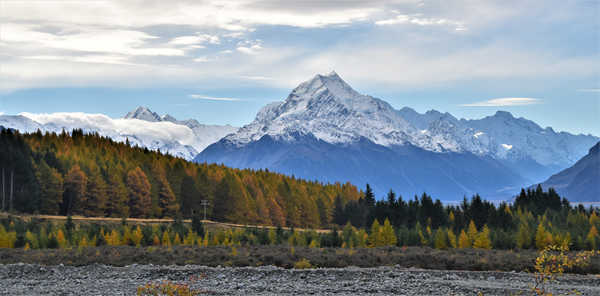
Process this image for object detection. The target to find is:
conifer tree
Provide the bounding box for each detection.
[586,225,598,250]
[473,225,492,249]
[368,219,382,247]
[126,167,152,218]
[37,160,64,215]
[83,169,108,217]
[434,228,448,249]
[63,165,87,215]
[458,229,470,248]
[467,220,478,244]
[447,228,458,249]
[106,172,129,218]
[382,218,397,246]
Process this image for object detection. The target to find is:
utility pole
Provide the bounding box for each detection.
[9,170,13,212]
[1,168,4,212]
[200,200,209,221]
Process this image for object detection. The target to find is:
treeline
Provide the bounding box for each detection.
[0,129,361,228]
[333,185,599,250]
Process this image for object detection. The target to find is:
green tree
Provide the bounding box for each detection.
[36,160,63,215]
[62,165,87,215]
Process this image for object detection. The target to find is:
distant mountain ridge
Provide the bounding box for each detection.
[538,142,600,202]
[197,72,598,201]
[0,108,238,160]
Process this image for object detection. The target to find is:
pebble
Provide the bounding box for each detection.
[0,264,599,295]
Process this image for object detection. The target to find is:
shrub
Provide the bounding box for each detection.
[294,258,313,269]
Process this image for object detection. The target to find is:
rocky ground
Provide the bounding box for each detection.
[1,264,599,296]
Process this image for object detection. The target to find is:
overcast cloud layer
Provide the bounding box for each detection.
[0,0,598,135]
[0,0,597,91]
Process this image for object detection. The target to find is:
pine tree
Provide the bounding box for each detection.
[36,160,64,215]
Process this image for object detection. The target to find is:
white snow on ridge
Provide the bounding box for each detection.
[223,71,599,168]
[0,109,238,160]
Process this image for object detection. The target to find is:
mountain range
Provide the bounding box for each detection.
[196,72,598,201]
[0,108,237,159]
[0,71,596,201]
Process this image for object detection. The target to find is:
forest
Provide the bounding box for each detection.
[0,129,598,251]
[0,129,360,228]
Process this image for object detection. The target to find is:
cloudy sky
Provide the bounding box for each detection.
[0,0,598,135]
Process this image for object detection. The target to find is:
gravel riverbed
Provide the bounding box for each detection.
[1,263,599,295]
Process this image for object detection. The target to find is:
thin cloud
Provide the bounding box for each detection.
[461,97,542,107]
[577,88,600,92]
[189,94,243,101]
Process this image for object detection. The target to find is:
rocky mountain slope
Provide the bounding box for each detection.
[538,142,600,202]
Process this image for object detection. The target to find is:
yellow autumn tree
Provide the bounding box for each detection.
[368,220,383,247]
[586,225,598,250]
[458,229,470,248]
[473,225,492,249]
[535,223,553,250]
[161,230,171,247]
[131,226,143,247]
[56,229,68,248]
[434,228,448,249]
[381,218,397,246]
[173,233,182,245]
[152,235,160,246]
[447,228,458,249]
[467,220,478,243]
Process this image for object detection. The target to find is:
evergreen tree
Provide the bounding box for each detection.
[36,160,63,215]
[62,165,87,215]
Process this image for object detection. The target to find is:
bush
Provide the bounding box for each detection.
[294,258,313,269]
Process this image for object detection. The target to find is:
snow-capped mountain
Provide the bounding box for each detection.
[124,106,239,152]
[0,108,238,160]
[124,106,162,122]
[197,72,598,201]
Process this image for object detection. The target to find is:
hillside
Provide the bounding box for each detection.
[539,142,600,202]
[0,128,361,228]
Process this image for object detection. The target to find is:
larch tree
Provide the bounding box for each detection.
[62,165,87,215]
[127,167,152,218]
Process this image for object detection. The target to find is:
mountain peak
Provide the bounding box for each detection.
[289,71,360,102]
[494,110,514,119]
[124,106,162,122]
